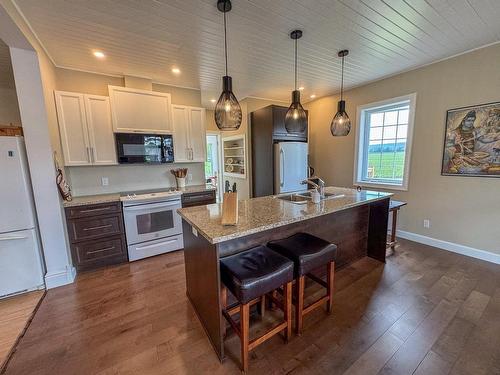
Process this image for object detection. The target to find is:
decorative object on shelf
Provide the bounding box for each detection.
[171,168,188,187]
[441,101,500,177]
[330,49,352,136]
[226,157,233,164]
[214,0,242,131]
[226,165,234,173]
[221,192,238,225]
[285,29,307,134]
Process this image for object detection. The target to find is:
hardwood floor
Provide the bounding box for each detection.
[0,290,44,370]
[3,238,500,375]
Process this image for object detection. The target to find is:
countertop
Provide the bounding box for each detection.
[177,187,392,244]
[62,184,216,208]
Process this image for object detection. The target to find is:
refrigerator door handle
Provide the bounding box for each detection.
[0,236,28,241]
[280,148,285,187]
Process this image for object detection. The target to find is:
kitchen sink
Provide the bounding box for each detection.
[276,193,310,204]
[297,192,341,199]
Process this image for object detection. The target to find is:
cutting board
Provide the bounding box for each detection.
[221,192,238,226]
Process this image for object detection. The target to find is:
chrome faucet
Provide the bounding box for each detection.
[301,176,325,197]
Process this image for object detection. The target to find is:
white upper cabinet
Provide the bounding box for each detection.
[108,85,172,134]
[55,91,91,166]
[84,95,117,165]
[55,91,117,166]
[172,105,206,163]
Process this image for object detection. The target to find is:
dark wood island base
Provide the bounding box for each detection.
[181,195,390,361]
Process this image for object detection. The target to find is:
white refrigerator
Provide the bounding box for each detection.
[274,142,309,194]
[0,136,44,298]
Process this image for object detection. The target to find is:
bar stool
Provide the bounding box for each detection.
[220,245,294,372]
[268,233,337,335]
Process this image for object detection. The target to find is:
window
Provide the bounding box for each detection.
[354,93,416,190]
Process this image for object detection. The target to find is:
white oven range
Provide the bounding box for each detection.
[121,190,184,261]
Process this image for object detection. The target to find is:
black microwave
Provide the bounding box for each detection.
[115,133,174,164]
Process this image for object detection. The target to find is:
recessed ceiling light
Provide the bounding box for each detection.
[93,51,105,59]
[310,94,316,99]
[298,86,305,91]
[210,99,216,103]
[172,67,181,74]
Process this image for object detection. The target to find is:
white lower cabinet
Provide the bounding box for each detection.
[55,91,117,166]
[172,105,206,163]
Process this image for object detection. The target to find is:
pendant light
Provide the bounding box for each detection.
[284,29,307,134]
[330,50,351,136]
[214,0,242,131]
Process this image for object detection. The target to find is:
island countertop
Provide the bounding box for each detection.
[178,187,392,244]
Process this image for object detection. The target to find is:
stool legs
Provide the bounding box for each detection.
[283,281,293,342]
[295,276,305,335]
[327,261,335,313]
[240,303,250,372]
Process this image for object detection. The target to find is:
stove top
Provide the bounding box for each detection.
[120,187,182,202]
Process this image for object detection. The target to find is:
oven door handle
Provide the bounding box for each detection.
[123,201,181,211]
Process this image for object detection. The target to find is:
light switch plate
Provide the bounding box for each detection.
[192,227,198,237]
[101,177,109,186]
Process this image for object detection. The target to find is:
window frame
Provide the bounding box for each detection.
[353,93,417,191]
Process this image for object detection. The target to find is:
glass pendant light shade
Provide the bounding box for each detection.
[214,0,242,131]
[215,76,242,130]
[330,49,351,137]
[330,99,351,136]
[285,90,307,133]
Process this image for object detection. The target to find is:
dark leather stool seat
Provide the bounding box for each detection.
[220,245,294,372]
[267,233,337,335]
[220,245,294,304]
[268,232,337,277]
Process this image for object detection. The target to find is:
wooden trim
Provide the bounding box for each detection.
[0,126,23,136]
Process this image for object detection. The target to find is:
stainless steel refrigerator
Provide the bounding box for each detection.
[273,142,308,194]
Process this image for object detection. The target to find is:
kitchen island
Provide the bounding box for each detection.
[177,187,392,361]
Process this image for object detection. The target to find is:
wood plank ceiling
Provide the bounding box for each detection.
[12,0,500,107]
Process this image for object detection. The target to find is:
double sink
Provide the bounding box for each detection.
[277,191,344,204]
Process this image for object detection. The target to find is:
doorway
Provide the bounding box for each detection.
[205,132,223,202]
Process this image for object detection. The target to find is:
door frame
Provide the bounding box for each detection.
[206,130,223,202]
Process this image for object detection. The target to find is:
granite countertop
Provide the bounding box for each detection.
[62,184,216,208]
[177,187,392,244]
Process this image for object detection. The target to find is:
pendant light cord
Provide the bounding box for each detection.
[340,55,344,101]
[223,4,228,77]
[294,37,298,90]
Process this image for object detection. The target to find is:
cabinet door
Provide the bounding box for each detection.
[189,107,207,162]
[108,86,172,134]
[55,91,91,166]
[172,105,190,162]
[84,95,117,165]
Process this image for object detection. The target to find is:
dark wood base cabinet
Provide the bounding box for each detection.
[65,201,128,272]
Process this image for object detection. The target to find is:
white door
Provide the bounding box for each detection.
[0,137,36,233]
[108,86,172,133]
[85,95,117,165]
[0,229,44,297]
[172,105,190,162]
[189,107,206,162]
[55,91,91,166]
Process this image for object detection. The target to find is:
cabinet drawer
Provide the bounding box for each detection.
[65,201,121,219]
[72,236,127,271]
[181,190,216,207]
[68,215,123,243]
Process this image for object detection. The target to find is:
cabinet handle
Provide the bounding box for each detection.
[87,246,115,255]
[79,207,112,214]
[83,224,112,231]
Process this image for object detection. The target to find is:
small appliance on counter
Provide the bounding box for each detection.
[121,188,183,261]
[116,133,174,164]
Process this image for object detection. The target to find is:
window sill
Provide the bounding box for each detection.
[354,180,408,192]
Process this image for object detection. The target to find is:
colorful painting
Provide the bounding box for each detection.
[442,102,500,177]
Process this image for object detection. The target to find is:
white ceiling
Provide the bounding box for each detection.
[0,39,15,89]
[12,0,500,108]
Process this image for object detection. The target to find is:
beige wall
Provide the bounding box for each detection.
[306,43,500,255]
[52,68,207,195]
[0,87,21,125]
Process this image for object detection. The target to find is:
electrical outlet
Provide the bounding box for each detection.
[423,219,430,229]
[101,177,109,186]
[188,173,193,182]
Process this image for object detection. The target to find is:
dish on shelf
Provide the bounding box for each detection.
[226,165,234,173]
[226,158,233,164]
